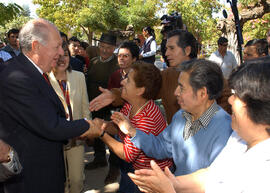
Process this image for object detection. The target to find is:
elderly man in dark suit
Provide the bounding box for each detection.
[0,18,93,193]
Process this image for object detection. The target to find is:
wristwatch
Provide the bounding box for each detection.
[99,130,106,138]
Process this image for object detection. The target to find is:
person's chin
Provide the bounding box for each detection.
[169,61,177,67]
[121,93,128,101]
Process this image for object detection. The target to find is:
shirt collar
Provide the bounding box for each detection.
[183,100,219,129]
[145,36,153,44]
[24,54,43,74]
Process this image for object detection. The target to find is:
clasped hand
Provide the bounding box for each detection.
[0,139,11,163]
[80,118,107,139]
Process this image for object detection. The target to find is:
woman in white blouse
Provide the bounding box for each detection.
[139,26,157,64]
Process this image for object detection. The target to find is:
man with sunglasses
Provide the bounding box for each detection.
[209,37,237,79]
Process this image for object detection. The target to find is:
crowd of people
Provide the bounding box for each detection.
[0,17,270,193]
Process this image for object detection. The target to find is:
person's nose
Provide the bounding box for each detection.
[59,46,64,56]
[57,55,65,64]
[165,49,170,57]
[120,78,126,86]
[174,85,180,96]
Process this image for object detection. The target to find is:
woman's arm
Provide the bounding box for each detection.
[100,132,125,160]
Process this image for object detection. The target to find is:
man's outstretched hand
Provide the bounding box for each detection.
[89,87,115,112]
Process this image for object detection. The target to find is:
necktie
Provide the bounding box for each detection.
[42,73,51,85]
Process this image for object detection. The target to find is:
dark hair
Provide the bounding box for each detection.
[68,36,80,44]
[131,61,162,100]
[62,41,72,72]
[217,37,228,45]
[118,41,140,60]
[229,56,270,125]
[7,28,19,38]
[133,38,141,44]
[80,41,89,50]
[143,26,155,39]
[245,39,268,56]
[60,31,68,40]
[179,59,224,100]
[167,29,198,59]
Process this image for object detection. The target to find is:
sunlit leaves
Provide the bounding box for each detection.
[0,3,23,26]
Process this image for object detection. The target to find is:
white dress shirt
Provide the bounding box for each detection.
[209,50,238,79]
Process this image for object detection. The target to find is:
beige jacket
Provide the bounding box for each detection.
[49,70,91,121]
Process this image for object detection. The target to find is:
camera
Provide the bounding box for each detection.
[160,12,184,66]
[160,11,184,34]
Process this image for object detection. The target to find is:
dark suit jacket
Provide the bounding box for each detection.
[0,54,89,193]
[70,57,84,73]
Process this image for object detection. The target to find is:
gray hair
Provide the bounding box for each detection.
[19,18,57,53]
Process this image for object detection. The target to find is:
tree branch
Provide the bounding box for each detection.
[79,24,92,44]
[240,0,270,26]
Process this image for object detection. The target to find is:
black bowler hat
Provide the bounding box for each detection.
[95,33,116,46]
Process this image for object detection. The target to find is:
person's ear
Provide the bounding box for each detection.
[136,87,145,97]
[197,87,208,100]
[32,40,40,53]
[184,46,191,56]
[132,57,136,63]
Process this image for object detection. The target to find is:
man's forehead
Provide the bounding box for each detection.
[9,33,18,37]
[167,36,178,45]
[119,48,130,53]
[245,45,257,53]
[70,41,80,45]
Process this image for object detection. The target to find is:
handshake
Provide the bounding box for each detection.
[80,112,137,139]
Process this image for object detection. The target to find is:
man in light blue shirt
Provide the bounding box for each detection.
[0,50,12,62]
[114,59,232,175]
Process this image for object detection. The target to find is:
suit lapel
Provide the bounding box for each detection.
[48,72,66,104]
[19,54,66,113]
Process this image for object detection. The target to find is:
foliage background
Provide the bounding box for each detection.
[0,0,269,57]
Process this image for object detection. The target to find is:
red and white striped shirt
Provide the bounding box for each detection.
[119,100,173,170]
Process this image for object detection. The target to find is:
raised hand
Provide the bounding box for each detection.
[111,111,136,137]
[89,87,115,111]
[128,160,176,193]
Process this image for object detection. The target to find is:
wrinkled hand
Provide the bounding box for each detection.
[0,139,11,163]
[128,160,176,193]
[89,87,115,112]
[111,112,136,137]
[80,119,106,139]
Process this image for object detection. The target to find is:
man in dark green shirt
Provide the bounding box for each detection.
[86,33,119,183]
